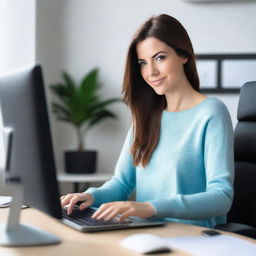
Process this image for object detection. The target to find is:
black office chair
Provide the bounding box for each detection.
[215,81,256,239]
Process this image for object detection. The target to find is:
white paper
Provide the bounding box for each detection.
[0,196,28,209]
[163,235,256,256]
[0,196,12,207]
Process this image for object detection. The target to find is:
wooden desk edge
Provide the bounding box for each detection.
[0,208,255,256]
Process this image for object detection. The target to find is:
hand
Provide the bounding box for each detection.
[60,193,94,215]
[91,201,155,222]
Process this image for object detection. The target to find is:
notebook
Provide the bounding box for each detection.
[62,205,165,232]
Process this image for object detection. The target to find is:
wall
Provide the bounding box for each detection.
[0,0,35,75]
[36,0,256,176]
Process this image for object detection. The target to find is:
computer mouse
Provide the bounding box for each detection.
[120,233,171,254]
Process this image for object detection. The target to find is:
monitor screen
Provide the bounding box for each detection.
[0,65,62,246]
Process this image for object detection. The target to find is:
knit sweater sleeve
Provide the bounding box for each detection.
[148,104,235,220]
[85,127,136,207]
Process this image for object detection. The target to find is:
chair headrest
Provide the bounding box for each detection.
[237,81,256,121]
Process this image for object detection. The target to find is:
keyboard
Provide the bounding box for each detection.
[62,207,132,226]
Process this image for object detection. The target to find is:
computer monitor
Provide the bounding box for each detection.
[0,65,62,246]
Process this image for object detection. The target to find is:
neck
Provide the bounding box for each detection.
[165,81,204,112]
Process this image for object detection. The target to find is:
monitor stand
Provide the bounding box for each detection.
[0,179,61,246]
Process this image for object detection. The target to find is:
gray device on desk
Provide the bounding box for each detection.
[62,205,165,232]
[0,65,164,242]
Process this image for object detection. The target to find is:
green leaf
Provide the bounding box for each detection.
[88,109,117,128]
[57,117,73,123]
[80,69,100,105]
[90,98,121,114]
[50,83,69,97]
[81,68,99,92]
[62,72,76,94]
[51,103,71,120]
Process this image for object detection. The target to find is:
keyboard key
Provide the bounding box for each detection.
[62,207,132,226]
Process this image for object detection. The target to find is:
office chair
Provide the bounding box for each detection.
[215,81,256,239]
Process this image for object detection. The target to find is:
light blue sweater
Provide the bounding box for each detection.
[86,98,234,228]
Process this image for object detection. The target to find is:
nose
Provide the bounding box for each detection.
[148,63,159,77]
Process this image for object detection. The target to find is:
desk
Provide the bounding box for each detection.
[57,173,112,192]
[0,208,255,256]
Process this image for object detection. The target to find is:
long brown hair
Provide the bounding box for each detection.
[122,14,200,167]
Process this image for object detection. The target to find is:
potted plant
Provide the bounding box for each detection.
[50,68,120,174]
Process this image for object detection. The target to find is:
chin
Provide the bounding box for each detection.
[153,88,166,95]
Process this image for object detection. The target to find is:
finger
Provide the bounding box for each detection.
[79,200,92,210]
[67,196,80,215]
[119,209,133,222]
[95,207,114,220]
[104,202,131,221]
[60,197,66,206]
[91,203,109,218]
[61,194,74,208]
[104,208,121,221]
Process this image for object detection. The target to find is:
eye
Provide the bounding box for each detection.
[138,60,146,67]
[156,55,166,62]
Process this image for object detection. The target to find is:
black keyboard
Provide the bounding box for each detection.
[62,207,132,226]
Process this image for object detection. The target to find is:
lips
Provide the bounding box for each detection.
[150,77,166,85]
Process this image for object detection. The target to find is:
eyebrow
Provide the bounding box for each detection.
[138,51,167,61]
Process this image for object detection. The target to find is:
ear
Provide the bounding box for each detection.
[182,57,188,64]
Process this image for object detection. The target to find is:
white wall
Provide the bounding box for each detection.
[36,0,256,174]
[0,0,35,75]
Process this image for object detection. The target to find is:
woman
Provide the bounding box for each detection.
[61,14,234,228]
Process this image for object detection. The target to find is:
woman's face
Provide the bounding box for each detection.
[136,37,188,95]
